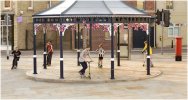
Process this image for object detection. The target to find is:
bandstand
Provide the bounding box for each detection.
[32,0,155,79]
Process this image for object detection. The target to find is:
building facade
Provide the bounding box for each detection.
[3,0,185,51]
[156,1,187,47]
[1,0,60,50]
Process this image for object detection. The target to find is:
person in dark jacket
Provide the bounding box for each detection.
[11,47,21,70]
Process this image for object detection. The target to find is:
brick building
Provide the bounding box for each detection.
[1,0,187,50]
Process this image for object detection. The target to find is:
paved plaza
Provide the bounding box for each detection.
[1,48,187,99]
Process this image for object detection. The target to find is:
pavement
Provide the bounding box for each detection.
[26,59,162,83]
[1,48,187,99]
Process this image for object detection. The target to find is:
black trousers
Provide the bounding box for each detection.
[79,62,88,75]
[11,58,18,69]
[47,53,53,65]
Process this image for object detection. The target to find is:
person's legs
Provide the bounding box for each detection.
[82,62,88,75]
[79,62,85,75]
[14,58,18,69]
[47,54,49,65]
[98,57,100,67]
[101,59,103,67]
[49,53,52,65]
[150,55,154,67]
[99,59,102,67]
[11,58,16,69]
[143,52,146,66]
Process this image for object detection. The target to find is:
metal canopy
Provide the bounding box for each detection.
[33,0,153,24]
[35,0,147,16]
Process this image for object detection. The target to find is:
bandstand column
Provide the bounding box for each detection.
[43,24,47,69]
[89,22,92,50]
[146,23,151,75]
[117,25,120,66]
[111,18,115,79]
[33,23,37,74]
[59,24,64,79]
[77,23,80,66]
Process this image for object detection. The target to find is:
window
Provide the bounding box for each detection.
[4,0,11,9]
[166,0,173,9]
[174,27,180,36]
[28,0,33,10]
[137,0,145,10]
[168,24,180,37]
[47,0,52,8]
[168,27,173,37]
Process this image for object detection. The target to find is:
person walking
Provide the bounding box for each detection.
[11,47,21,70]
[79,47,92,77]
[46,41,53,66]
[96,43,105,68]
[142,41,154,67]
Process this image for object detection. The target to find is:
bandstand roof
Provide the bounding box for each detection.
[34,0,149,17]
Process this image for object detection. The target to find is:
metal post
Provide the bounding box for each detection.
[146,24,150,75]
[11,15,14,51]
[77,23,80,66]
[161,24,164,55]
[33,23,37,74]
[111,18,115,79]
[1,25,3,46]
[43,25,47,69]
[59,26,64,79]
[26,30,28,50]
[6,14,9,60]
[161,10,164,55]
[117,25,120,66]
[89,22,92,50]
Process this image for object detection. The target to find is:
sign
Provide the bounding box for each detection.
[17,16,23,23]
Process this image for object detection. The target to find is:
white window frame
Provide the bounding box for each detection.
[168,24,180,37]
[28,0,34,10]
[4,0,11,10]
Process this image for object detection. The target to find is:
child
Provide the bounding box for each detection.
[11,47,21,70]
[79,47,92,77]
[142,41,154,67]
[96,43,105,68]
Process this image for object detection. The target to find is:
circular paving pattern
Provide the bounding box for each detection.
[26,66,162,83]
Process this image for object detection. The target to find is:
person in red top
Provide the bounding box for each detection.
[46,41,53,66]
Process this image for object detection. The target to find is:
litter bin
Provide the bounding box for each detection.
[175,37,182,61]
